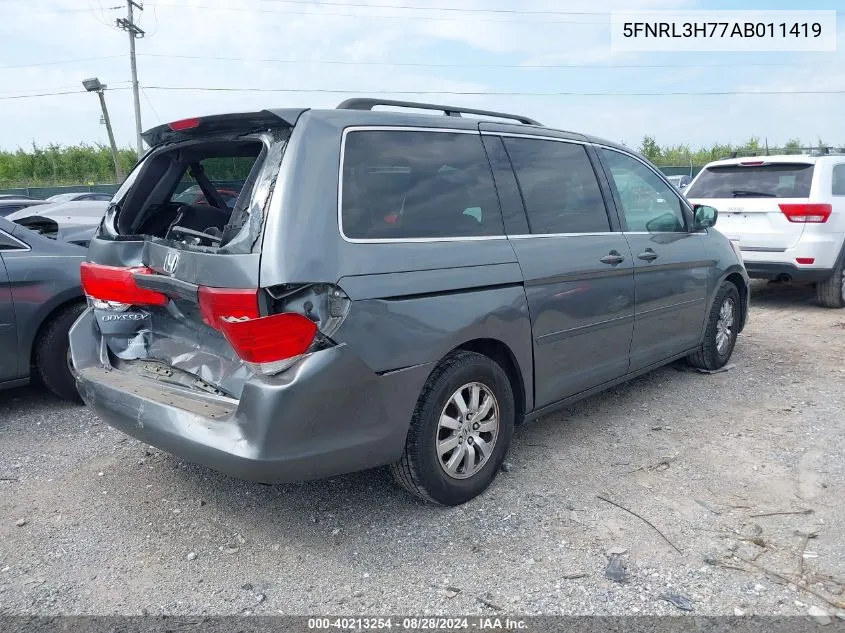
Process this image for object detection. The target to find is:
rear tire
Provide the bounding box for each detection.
[34,303,86,403]
[390,351,515,506]
[687,281,740,371]
[816,260,845,309]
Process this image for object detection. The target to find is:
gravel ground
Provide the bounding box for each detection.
[1,281,845,618]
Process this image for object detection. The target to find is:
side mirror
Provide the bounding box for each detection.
[693,204,718,230]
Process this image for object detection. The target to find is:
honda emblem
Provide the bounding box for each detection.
[163,251,179,274]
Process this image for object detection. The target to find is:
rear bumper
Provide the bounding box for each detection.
[69,309,432,483]
[743,262,834,283]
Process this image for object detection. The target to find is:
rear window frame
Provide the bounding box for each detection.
[337,126,507,244]
[686,161,816,199]
[99,131,286,254]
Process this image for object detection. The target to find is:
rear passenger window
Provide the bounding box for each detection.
[503,138,610,234]
[833,165,845,196]
[341,130,503,240]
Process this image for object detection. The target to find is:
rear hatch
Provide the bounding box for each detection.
[79,109,348,400]
[685,160,818,252]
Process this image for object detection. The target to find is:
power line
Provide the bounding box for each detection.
[0,81,131,96]
[152,2,608,24]
[260,0,606,15]
[0,87,131,101]
[27,4,121,13]
[140,86,162,124]
[139,52,837,70]
[0,55,124,69]
[142,85,845,97]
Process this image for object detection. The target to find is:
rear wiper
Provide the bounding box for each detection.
[731,190,776,198]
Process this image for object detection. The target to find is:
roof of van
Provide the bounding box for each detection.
[143,104,636,158]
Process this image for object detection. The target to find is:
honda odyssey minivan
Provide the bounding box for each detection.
[70,99,749,505]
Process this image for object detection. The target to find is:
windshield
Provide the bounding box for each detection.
[49,193,78,202]
[686,163,814,198]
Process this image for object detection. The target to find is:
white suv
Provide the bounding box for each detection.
[685,153,845,308]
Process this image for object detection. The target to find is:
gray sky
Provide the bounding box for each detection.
[1,0,843,151]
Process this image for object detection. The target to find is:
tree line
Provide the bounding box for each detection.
[1,138,842,187]
[637,136,842,167]
[0,144,256,188]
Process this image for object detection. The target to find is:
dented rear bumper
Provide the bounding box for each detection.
[69,309,431,483]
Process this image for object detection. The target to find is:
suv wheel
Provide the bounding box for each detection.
[687,281,740,371]
[390,351,514,506]
[816,260,845,309]
[35,302,86,403]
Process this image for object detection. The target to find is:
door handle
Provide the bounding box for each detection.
[600,250,625,265]
[637,248,659,262]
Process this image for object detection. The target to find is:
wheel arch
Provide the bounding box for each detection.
[24,292,87,372]
[722,269,749,332]
[452,338,527,425]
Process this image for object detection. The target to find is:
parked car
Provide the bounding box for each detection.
[70,99,749,505]
[6,200,109,248]
[667,174,692,191]
[0,198,48,218]
[685,153,845,308]
[46,192,113,203]
[0,203,102,401]
[0,193,35,200]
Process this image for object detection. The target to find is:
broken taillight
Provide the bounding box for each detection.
[197,286,260,327]
[196,285,324,375]
[218,313,318,374]
[80,262,168,307]
[779,203,832,223]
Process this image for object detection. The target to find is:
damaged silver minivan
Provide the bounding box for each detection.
[70,99,749,505]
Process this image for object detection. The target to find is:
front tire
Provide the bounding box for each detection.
[816,260,845,309]
[390,351,515,506]
[34,303,86,403]
[687,281,740,371]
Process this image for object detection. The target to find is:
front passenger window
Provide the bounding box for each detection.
[601,149,687,233]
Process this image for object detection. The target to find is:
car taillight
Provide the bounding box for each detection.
[197,287,260,327]
[197,286,319,375]
[218,313,318,375]
[779,203,832,223]
[80,262,168,307]
[796,257,815,265]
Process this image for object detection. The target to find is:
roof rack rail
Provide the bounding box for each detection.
[336,98,542,126]
[720,146,845,160]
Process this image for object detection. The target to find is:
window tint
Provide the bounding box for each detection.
[504,138,609,234]
[833,165,845,196]
[0,204,24,217]
[601,149,687,233]
[686,163,815,199]
[0,229,27,250]
[341,130,503,239]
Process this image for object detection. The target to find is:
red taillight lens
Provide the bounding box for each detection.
[80,262,168,306]
[218,313,318,365]
[796,257,816,265]
[168,117,201,131]
[779,203,832,223]
[197,287,260,327]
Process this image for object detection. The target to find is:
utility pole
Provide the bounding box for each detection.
[82,78,125,182]
[116,0,144,158]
